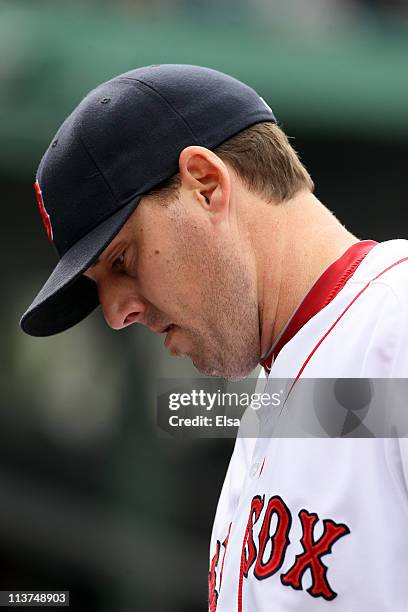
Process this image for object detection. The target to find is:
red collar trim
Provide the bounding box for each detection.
[260,240,378,373]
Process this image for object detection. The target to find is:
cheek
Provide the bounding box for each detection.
[136,248,181,304]
[138,246,204,315]
[135,212,214,313]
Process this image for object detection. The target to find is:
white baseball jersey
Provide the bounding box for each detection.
[209,239,408,612]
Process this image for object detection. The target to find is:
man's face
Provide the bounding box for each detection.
[85,161,260,380]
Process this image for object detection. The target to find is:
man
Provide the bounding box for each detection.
[21,65,408,610]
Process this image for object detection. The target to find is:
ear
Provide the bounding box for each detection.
[178,146,231,221]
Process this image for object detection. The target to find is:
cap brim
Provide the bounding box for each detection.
[20,196,141,337]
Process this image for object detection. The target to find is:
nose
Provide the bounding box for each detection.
[97,276,148,330]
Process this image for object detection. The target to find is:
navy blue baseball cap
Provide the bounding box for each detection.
[20,64,276,336]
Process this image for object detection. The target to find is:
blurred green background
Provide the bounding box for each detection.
[2,0,408,610]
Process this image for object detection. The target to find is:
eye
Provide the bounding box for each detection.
[112,252,126,271]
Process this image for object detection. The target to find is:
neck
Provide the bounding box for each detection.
[252,191,360,360]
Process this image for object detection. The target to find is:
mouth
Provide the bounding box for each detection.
[164,324,178,350]
[160,323,175,334]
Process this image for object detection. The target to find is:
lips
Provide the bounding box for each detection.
[164,324,177,349]
[161,324,174,333]
[149,323,174,334]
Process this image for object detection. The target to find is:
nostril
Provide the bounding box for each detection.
[124,312,140,326]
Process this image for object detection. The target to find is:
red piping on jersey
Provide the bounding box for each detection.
[283,255,408,399]
[260,240,378,373]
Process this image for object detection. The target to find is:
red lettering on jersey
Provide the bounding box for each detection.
[235,496,350,607]
[208,540,220,612]
[242,496,264,577]
[208,523,232,612]
[281,509,350,600]
[238,495,264,612]
[34,180,53,242]
[254,496,292,580]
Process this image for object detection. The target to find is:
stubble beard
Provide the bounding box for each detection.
[188,247,260,381]
[169,203,261,380]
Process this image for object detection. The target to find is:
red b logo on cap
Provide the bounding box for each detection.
[34,180,53,242]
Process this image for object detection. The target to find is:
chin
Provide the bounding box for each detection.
[192,356,255,381]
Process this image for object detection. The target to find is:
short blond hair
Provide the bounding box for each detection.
[147,122,314,204]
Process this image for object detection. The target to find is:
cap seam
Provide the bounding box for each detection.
[119,76,199,144]
[77,133,119,204]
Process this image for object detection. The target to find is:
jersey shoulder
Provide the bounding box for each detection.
[272,240,408,378]
[352,239,408,302]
